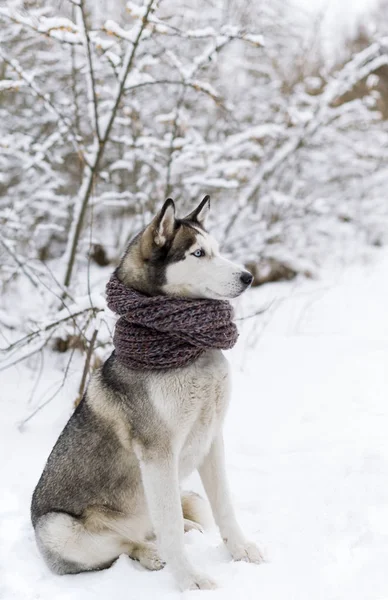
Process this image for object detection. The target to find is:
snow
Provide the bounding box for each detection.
[126,2,148,19]
[2,253,388,599]
[240,33,264,47]
[104,20,137,44]
[185,27,217,38]
[38,17,79,35]
[0,80,26,91]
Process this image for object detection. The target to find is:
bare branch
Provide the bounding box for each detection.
[77,0,101,141]
[0,47,88,166]
[0,239,40,289]
[0,7,82,46]
[235,301,274,321]
[18,346,77,430]
[75,326,98,406]
[238,38,388,210]
[0,305,102,359]
[124,78,229,109]
[62,0,156,290]
[165,88,186,198]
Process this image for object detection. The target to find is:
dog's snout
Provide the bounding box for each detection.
[240,271,253,286]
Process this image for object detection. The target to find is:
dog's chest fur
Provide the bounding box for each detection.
[91,349,230,486]
[147,350,230,477]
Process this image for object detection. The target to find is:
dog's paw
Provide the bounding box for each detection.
[184,518,204,534]
[138,546,166,571]
[227,540,265,564]
[178,570,217,591]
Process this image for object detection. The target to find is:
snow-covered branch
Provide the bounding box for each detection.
[76,0,101,142]
[62,0,157,289]
[0,47,88,165]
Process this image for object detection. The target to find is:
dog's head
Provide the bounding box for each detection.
[118,196,253,299]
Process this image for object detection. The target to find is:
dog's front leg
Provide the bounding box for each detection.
[137,450,217,590]
[199,433,264,563]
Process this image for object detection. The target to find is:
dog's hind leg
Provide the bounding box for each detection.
[35,512,128,574]
[35,511,165,574]
[181,491,208,534]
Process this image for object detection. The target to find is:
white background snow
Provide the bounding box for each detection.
[2,252,388,600]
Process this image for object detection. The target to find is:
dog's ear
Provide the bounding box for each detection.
[184,195,210,227]
[141,198,176,257]
[153,198,176,246]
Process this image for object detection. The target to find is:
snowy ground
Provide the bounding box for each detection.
[1,253,388,600]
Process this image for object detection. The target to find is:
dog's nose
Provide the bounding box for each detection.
[240,271,253,286]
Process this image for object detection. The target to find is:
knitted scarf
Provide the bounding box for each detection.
[106,271,238,370]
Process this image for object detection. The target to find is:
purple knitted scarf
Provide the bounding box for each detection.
[106,271,238,370]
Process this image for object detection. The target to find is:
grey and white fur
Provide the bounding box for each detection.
[31,196,264,590]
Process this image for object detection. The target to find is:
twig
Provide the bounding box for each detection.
[1,331,56,372]
[27,348,45,405]
[77,0,101,141]
[18,346,77,430]
[235,38,388,212]
[1,306,102,356]
[0,239,40,288]
[165,88,186,197]
[70,6,83,147]
[75,327,98,406]
[62,0,156,290]
[0,8,82,46]
[0,47,88,166]
[124,78,229,109]
[235,301,273,321]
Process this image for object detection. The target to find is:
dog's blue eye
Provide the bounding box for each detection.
[192,249,205,258]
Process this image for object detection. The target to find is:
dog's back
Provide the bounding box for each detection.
[31,379,137,528]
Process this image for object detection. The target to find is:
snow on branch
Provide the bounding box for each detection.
[0,8,82,45]
[0,47,88,165]
[62,0,157,290]
[239,38,388,208]
[76,0,101,141]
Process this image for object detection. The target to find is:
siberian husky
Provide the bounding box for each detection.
[31,196,263,590]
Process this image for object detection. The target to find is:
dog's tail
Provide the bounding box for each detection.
[181,491,211,533]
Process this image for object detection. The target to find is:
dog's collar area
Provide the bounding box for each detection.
[106,272,239,370]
